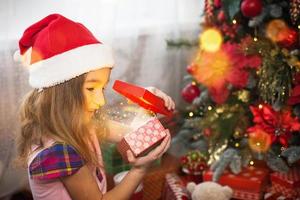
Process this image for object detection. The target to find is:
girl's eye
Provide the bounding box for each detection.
[87,88,94,91]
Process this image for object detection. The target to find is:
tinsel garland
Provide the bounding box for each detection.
[246,39,293,109]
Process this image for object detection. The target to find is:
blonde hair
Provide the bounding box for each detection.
[16,74,106,167]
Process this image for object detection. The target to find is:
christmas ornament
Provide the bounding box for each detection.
[186,63,197,74]
[203,128,213,137]
[217,10,226,22]
[290,0,300,25]
[180,151,207,174]
[214,0,221,8]
[277,28,298,49]
[241,0,263,18]
[181,83,201,103]
[248,129,272,153]
[248,104,300,147]
[199,28,223,52]
[266,19,288,43]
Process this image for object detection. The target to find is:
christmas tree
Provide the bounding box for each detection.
[171,0,300,181]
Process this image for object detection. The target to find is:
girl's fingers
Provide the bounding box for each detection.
[127,150,136,163]
[157,130,171,157]
[147,132,170,159]
[131,130,171,167]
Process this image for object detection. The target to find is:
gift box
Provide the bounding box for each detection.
[270,168,300,198]
[203,167,269,200]
[117,117,167,161]
[162,173,190,200]
[143,153,181,200]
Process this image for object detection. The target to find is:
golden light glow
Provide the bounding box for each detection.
[189,112,194,117]
[250,161,254,165]
[249,130,272,153]
[235,143,240,147]
[253,37,258,42]
[200,28,223,52]
[232,19,237,24]
[192,81,197,86]
[298,25,300,29]
[208,106,213,111]
[258,104,263,109]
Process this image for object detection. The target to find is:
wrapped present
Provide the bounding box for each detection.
[162,173,190,200]
[270,168,300,198]
[143,154,181,200]
[117,117,167,161]
[203,167,269,200]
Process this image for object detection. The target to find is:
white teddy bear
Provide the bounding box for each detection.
[187,181,233,200]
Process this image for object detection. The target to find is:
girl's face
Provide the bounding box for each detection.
[83,68,111,120]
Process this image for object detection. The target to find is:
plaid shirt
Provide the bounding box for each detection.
[29,143,102,182]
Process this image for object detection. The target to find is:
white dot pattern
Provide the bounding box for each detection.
[124,118,166,155]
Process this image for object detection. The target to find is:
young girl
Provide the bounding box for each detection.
[15,14,175,200]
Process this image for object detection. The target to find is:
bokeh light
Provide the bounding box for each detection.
[199,28,223,52]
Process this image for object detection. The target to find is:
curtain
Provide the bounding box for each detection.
[0,0,203,196]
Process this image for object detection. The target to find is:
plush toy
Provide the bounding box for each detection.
[187,181,233,200]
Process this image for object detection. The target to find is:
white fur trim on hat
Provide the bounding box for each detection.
[28,43,114,88]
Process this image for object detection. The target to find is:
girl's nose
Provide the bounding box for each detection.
[93,90,106,107]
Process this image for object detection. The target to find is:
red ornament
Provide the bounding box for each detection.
[203,128,212,137]
[181,83,201,103]
[217,10,226,22]
[214,0,222,8]
[277,28,298,49]
[241,0,263,18]
[186,63,197,74]
[180,156,188,165]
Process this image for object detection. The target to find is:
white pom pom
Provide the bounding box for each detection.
[13,50,22,62]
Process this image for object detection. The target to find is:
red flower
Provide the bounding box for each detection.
[248,104,300,147]
[192,42,261,103]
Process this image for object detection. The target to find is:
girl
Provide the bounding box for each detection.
[15,14,175,200]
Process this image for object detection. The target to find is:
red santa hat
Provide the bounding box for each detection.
[14,14,114,89]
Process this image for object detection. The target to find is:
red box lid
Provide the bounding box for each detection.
[112,80,173,116]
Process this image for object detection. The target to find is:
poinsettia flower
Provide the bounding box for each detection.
[248,104,300,147]
[192,42,261,103]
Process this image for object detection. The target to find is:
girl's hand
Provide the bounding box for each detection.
[146,87,175,111]
[126,129,171,172]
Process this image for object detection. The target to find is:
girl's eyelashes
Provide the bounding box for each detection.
[86,86,106,92]
[86,87,95,91]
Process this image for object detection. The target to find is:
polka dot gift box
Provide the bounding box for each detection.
[112,80,172,162]
[117,117,167,162]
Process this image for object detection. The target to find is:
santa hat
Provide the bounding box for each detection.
[14,14,114,89]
